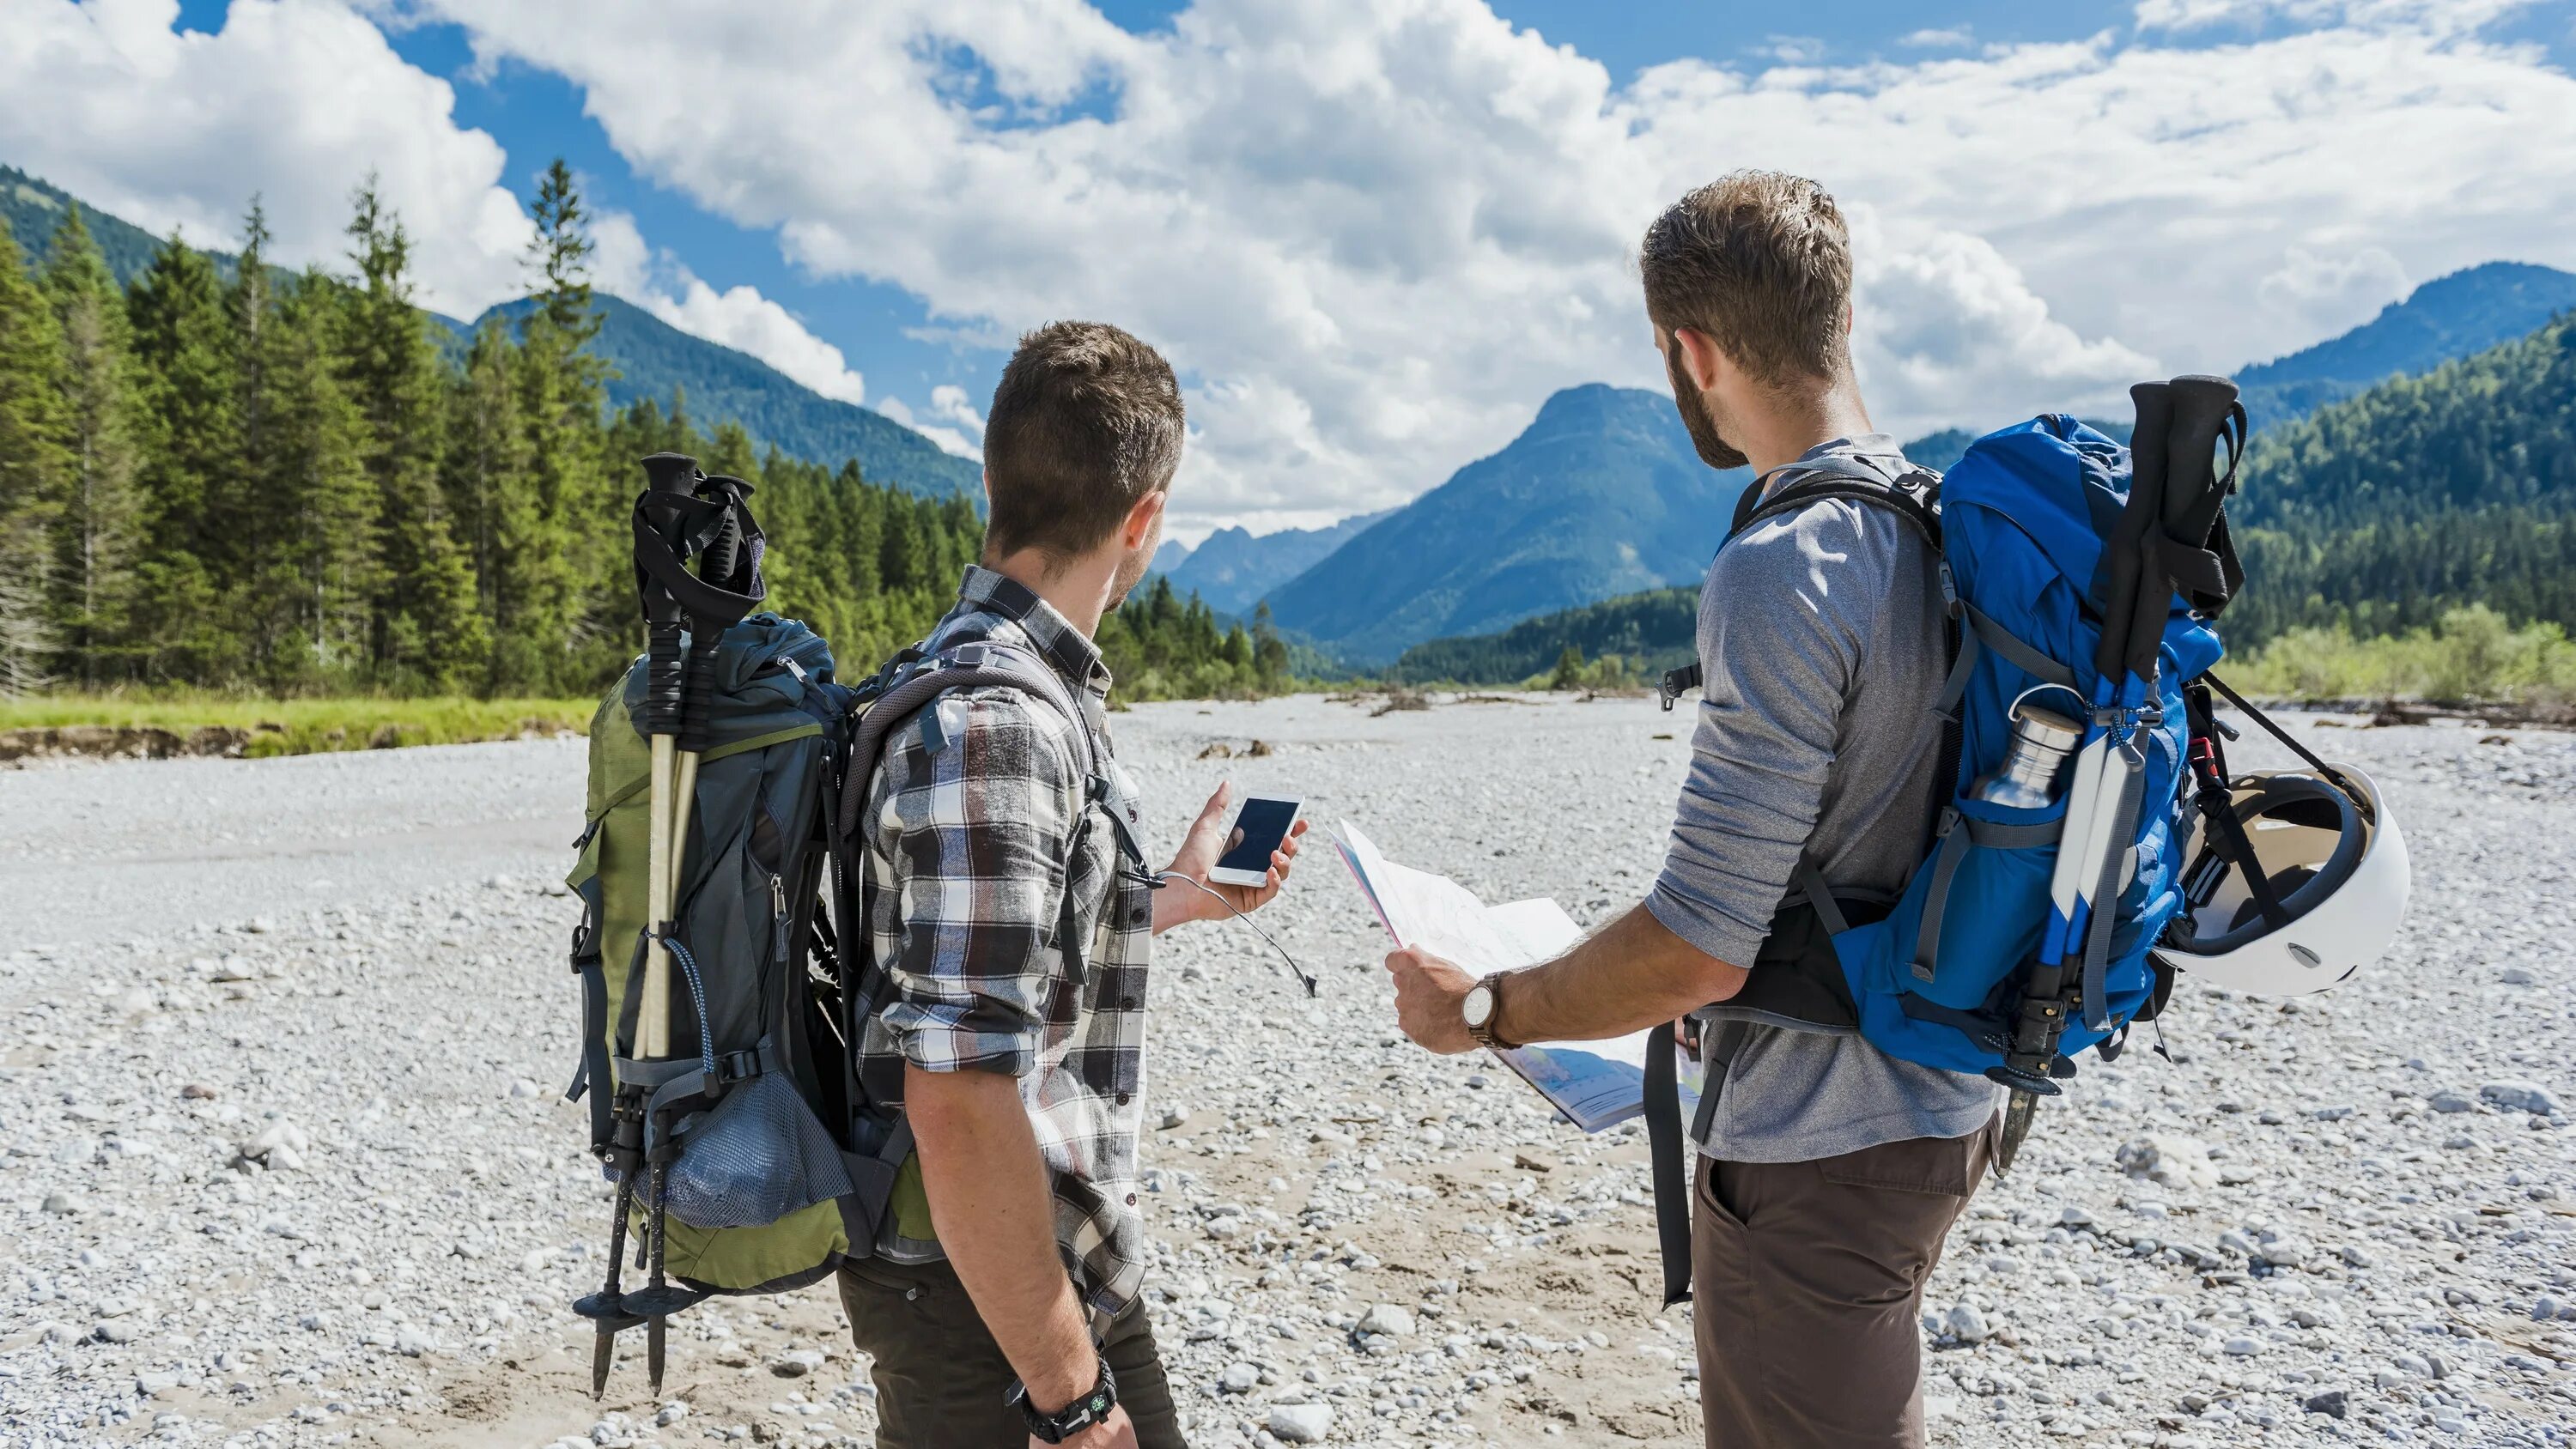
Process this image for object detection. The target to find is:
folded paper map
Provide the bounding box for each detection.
[1334,822,1696,1133]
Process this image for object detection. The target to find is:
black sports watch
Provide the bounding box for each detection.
[1007,1357,1118,1443]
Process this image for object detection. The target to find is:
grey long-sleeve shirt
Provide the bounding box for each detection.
[1644,435,1999,1163]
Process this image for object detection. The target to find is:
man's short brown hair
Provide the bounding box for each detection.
[1638,171,1853,386]
[981,321,1184,560]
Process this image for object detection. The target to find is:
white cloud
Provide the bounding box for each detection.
[0,0,532,315]
[22,0,2576,534]
[0,3,878,427]
[645,276,869,405]
[1899,27,1975,48]
[382,0,2576,532]
[874,396,981,460]
[2253,246,2410,349]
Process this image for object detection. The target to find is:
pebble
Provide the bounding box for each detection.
[2427,1088,2478,1113]
[1946,1303,1990,1344]
[1267,1404,1334,1443]
[5,702,2570,1446]
[2482,1081,2561,1114]
[1358,1303,1417,1337]
[2116,1135,2217,1191]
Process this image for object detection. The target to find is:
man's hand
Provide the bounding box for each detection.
[1153,780,1307,932]
[1040,1404,1138,1449]
[1384,946,1479,1055]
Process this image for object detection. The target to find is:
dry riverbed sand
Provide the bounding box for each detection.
[3,694,2571,1447]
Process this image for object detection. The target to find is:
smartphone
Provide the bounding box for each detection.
[1209,796,1303,888]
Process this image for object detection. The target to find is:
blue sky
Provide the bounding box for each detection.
[15,0,2576,537]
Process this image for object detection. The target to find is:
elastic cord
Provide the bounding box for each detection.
[1138,869,1319,997]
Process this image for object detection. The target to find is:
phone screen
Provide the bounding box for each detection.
[1217,797,1300,875]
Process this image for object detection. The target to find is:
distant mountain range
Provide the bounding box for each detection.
[1262,384,1748,664]
[1,163,979,500]
[1150,510,1391,617]
[2233,261,2576,427]
[1399,301,2576,682]
[1267,259,2575,665]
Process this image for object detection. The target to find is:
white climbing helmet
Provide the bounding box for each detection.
[2166,764,2408,996]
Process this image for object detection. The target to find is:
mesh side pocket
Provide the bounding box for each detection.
[665,1073,855,1230]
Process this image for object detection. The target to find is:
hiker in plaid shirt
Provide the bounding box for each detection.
[840,322,1307,1449]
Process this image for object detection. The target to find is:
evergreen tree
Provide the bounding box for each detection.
[43,204,143,685]
[505,158,611,691]
[125,231,240,679]
[251,270,377,688]
[343,180,485,688]
[0,227,71,693]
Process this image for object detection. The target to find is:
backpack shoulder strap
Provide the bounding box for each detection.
[1659,456,1943,712]
[1729,453,1942,548]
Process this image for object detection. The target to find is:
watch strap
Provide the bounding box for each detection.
[1011,1355,1118,1443]
[1467,972,1520,1051]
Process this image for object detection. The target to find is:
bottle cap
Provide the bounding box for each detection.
[2010,701,2083,750]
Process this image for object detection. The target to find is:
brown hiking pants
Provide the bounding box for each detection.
[1692,1116,2000,1448]
[838,1256,1186,1448]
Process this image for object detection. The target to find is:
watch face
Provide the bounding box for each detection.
[1463,984,1493,1029]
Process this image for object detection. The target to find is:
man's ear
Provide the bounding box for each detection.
[1672,326,1728,395]
[1122,488,1169,549]
[1844,302,1855,336]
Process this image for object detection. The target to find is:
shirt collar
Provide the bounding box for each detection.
[956,565,1113,694]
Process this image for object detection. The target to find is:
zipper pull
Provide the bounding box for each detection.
[771,876,790,960]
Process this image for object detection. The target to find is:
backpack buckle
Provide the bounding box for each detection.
[1935,561,1960,615]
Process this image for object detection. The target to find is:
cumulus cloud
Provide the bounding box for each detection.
[23,0,2576,532]
[2253,246,2411,348]
[374,0,2576,531]
[0,0,532,315]
[874,395,981,460]
[1899,27,1975,48]
[3,2,879,424]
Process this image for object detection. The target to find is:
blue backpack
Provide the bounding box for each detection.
[1643,408,2245,1304]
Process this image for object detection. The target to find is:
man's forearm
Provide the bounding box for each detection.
[1497,903,1746,1045]
[902,1063,1097,1410]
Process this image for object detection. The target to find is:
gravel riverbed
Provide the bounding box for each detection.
[3,694,2570,1447]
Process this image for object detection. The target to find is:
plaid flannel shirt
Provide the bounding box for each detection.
[854,567,1155,1326]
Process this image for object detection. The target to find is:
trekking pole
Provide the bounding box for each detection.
[1990,384,2173,1171]
[620,453,768,1396]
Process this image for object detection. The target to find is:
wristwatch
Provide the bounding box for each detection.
[1007,1356,1118,1444]
[1462,972,1519,1051]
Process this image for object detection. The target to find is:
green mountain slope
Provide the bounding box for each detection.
[2226,313,2576,646]
[1261,385,1750,664]
[1392,586,1698,685]
[472,295,981,499]
[3,163,975,500]
[2235,261,2576,427]
[1408,312,2576,683]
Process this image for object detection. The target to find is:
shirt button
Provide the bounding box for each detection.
[1121,996,1139,1009]
[1126,1193,1138,1207]
[1115,1093,1132,1106]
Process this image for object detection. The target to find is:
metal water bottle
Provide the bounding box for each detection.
[1973,700,2083,809]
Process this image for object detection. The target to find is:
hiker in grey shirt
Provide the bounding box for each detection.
[1385,171,1998,1449]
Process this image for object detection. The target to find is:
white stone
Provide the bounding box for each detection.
[1358,1303,1417,1337]
[1946,1304,1990,1344]
[1219,1362,1261,1394]
[1267,1404,1334,1443]
[2116,1135,2218,1191]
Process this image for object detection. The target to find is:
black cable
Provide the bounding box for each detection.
[1139,869,1317,996]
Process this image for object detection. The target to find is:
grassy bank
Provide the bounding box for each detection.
[2226,607,2576,706]
[0,694,593,761]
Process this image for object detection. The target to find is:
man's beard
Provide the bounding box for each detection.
[1104,529,1157,611]
[1666,343,1748,470]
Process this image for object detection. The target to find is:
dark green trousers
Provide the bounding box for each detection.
[837,1256,1187,1448]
